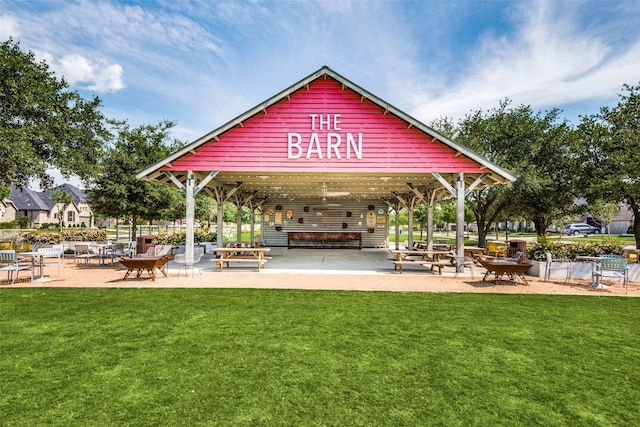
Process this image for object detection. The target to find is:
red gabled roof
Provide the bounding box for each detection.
[138,66,516,185]
[166,77,483,173]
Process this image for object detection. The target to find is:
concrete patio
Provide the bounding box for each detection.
[2,248,638,297]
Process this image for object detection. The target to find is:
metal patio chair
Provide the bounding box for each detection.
[174,246,205,276]
[73,244,97,267]
[0,250,32,284]
[594,257,629,294]
[544,252,572,284]
[451,255,476,278]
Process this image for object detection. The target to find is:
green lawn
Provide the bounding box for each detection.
[1,289,638,426]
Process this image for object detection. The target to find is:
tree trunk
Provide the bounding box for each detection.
[532,214,548,236]
[131,215,138,243]
[631,202,640,249]
[475,214,489,248]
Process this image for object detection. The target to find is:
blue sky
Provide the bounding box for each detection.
[2,0,639,185]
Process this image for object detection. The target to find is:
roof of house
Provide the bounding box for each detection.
[1,199,17,209]
[9,187,53,211]
[9,184,87,211]
[42,183,88,206]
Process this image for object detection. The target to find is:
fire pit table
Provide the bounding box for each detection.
[118,255,170,281]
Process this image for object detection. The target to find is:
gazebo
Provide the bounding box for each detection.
[137,66,516,269]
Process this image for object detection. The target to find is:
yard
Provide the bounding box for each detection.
[1,289,638,426]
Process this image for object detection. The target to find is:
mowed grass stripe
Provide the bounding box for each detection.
[1,289,638,426]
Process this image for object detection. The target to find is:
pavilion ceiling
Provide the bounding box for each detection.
[146,169,510,205]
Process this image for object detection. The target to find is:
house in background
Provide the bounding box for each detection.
[5,184,93,228]
[6,187,51,228]
[45,183,93,228]
[606,203,634,235]
[1,198,18,222]
[574,198,635,235]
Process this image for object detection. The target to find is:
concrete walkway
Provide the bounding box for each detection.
[2,248,638,297]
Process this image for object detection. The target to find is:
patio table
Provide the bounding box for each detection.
[576,256,612,289]
[90,243,113,266]
[464,246,487,260]
[19,251,61,283]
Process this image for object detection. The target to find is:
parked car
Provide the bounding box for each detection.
[563,223,600,235]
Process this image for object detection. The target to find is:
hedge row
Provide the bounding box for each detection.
[527,239,625,261]
[154,230,217,245]
[21,229,108,244]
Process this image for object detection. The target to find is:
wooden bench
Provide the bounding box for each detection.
[425,259,451,275]
[391,258,451,275]
[392,259,424,273]
[288,232,362,249]
[215,257,267,271]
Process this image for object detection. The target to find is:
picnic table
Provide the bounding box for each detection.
[388,250,452,274]
[213,247,271,271]
[412,241,453,251]
[118,255,170,281]
[478,259,533,285]
[464,246,487,260]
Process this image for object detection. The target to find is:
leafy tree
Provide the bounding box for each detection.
[436,199,456,231]
[579,82,640,248]
[195,194,216,229]
[466,186,510,246]
[154,186,185,225]
[456,100,580,241]
[508,112,581,236]
[51,190,73,231]
[586,200,619,237]
[412,204,427,238]
[0,39,108,192]
[86,120,183,242]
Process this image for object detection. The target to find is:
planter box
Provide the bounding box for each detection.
[528,260,640,282]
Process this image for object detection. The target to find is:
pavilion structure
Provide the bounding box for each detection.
[137,66,516,270]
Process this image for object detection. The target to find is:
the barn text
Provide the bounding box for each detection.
[287,114,363,159]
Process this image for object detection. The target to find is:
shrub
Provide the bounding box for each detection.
[23,231,62,245]
[62,229,107,242]
[155,230,217,245]
[528,238,624,261]
[0,220,21,229]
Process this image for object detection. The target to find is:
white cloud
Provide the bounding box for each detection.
[58,54,94,84]
[88,63,124,92]
[408,0,640,122]
[0,14,18,40]
[33,51,124,93]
